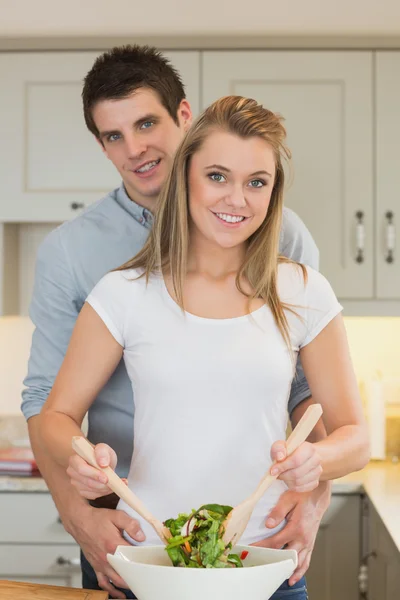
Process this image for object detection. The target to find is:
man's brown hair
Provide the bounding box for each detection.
[82,45,186,139]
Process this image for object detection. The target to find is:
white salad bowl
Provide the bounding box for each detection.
[107,544,298,600]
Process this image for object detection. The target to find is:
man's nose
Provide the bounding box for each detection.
[125,134,147,159]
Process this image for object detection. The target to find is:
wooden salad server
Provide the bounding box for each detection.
[222,403,324,548]
[72,436,171,544]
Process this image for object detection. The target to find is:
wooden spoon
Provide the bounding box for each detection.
[221,403,323,548]
[71,436,171,544]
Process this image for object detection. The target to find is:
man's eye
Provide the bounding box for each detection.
[140,121,154,130]
[209,173,226,183]
[107,133,121,143]
[248,179,265,188]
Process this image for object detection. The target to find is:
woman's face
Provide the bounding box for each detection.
[188,130,277,250]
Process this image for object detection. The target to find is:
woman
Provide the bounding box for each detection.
[39,96,369,599]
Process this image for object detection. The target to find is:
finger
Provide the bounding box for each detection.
[69,478,110,500]
[265,491,298,528]
[68,472,112,496]
[94,443,118,469]
[280,466,322,492]
[102,565,131,593]
[112,511,146,543]
[97,572,126,599]
[277,454,321,481]
[278,462,322,488]
[270,444,316,476]
[69,455,107,482]
[270,441,287,463]
[288,548,311,586]
[67,467,110,491]
[253,527,292,550]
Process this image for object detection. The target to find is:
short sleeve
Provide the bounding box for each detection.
[299,266,343,348]
[278,263,343,351]
[86,271,129,347]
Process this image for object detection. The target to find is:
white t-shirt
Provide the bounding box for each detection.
[86,262,342,546]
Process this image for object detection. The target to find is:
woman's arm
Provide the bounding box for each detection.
[38,303,124,469]
[271,313,369,488]
[298,313,370,480]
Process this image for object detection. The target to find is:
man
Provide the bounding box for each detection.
[21,45,330,599]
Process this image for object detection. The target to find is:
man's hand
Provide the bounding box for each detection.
[251,484,331,586]
[65,503,145,599]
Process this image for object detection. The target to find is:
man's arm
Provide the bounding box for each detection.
[21,230,141,598]
[280,206,319,270]
[22,227,87,525]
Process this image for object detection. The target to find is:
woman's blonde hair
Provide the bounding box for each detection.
[118,95,306,351]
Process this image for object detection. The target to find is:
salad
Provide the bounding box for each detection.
[164,504,248,569]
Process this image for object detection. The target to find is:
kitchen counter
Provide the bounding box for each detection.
[336,460,400,552]
[1,460,399,548]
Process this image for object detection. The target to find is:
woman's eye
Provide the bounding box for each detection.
[209,173,226,183]
[140,121,154,130]
[248,179,265,188]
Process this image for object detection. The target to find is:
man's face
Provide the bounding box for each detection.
[93,88,192,209]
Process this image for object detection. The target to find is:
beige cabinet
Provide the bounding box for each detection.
[367,499,400,600]
[0,492,81,587]
[202,51,374,300]
[0,51,200,222]
[375,52,400,299]
[306,493,362,600]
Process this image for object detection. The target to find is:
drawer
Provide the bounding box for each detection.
[0,493,75,543]
[0,544,80,576]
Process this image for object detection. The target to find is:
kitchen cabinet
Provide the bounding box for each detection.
[367,498,400,600]
[1,49,400,313]
[0,51,200,222]
[375,52,400,299]
[306,493,362,600]
[0,492,81,587]
[202,51,374,300]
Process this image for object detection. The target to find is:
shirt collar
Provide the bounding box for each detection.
[115,184,154,230]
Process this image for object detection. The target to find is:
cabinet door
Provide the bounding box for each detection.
[0,544,81,586]
[202,51,373,298]
[368,500,400,600]
[0,51,200,222]
[306,494,361,600]
[376,52,400,298]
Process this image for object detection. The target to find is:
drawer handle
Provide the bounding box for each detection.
[70,202,85,211]
[385,211,395,264]
[56,556,81,567]
[355,211,365,264]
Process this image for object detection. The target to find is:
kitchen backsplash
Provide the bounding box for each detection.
[1,315,400,414]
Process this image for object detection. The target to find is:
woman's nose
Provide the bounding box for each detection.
[225,186,246,209]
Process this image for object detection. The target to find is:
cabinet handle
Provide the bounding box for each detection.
[56,556,81,568]
[385,211,395,264]
[355,211,365,263]
[70,202,85,211]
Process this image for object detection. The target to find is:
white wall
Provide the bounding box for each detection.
[0,317,34,415]
[2,315,400,415]
[1,0,400,37]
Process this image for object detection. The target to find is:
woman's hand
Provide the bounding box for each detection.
[67,442,124,500]
[269,441,322,493]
